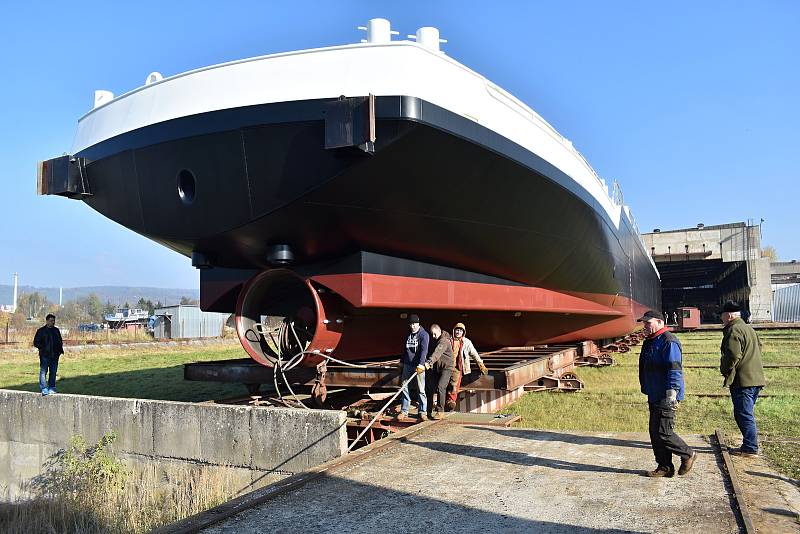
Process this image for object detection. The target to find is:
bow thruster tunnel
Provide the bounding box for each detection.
[234,269,346,367]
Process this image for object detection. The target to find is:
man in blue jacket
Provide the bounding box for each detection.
[638,310,696,477]
[397,314,429,421]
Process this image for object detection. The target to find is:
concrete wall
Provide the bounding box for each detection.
[0,389,347,501]
[641,223,760,262]
[772,261,800,285]
[748,257,774,322]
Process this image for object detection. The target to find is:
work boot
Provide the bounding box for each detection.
[395,412,410,422]
[678,451,697,475]
[445,400,456,411]
[645,465,675,478]
[431,410,444,420]
[417,412,428,422]
[729,448,758,459]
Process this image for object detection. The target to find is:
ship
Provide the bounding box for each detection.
[37,19,660,368]
[104,308,150,329]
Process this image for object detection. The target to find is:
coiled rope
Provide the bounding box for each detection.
[253,320,422,451]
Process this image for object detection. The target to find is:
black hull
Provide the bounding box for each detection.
[74,96,660,313]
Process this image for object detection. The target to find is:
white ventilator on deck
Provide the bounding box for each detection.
[93,90,114,109]
[145,72,163,85]
[357,18,398,44]
[408,27,447,53]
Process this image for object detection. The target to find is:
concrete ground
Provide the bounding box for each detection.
[204,424,739,533]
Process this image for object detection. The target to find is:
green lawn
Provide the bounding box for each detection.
[0,341,248,402]
[502,329,800,480]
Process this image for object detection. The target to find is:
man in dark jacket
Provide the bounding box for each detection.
[638,310,696,477]
[719,301,766,457]
[33,314,64,396]
[424,324,455,419]
[398,314,429,421]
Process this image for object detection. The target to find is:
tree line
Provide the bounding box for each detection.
[0,293,198,328]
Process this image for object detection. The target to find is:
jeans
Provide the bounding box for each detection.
[730,386,762,452]
[400,363,427,414]
[39,355,59,391]
[648,399,693,469]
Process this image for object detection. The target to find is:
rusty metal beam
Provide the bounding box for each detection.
[184,345,580,392]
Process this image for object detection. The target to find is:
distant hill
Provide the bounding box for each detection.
[0,285,199,307]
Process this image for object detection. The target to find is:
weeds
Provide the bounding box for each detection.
[0,432,239,534]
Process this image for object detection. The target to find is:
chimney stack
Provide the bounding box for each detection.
[12,273,18,313]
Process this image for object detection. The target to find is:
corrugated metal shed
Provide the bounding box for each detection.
[153,305,230,339]
[772,284,800,322]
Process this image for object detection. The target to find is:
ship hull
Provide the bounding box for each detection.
[69,95,659,364]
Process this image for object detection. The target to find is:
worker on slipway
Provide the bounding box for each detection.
[397,314,429,422]
[424,324,455,419]
[638,310,696,478]
[446,322,488,411]
[719,301,766,458]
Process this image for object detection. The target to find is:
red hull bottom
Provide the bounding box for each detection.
[235,270,649,367]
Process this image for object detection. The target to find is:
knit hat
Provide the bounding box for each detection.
[408,314,420,324]
[453,322,466,333]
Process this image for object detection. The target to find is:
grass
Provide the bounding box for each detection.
[0,342,260,532]
[0,340,248,402]
[502,329,800,480]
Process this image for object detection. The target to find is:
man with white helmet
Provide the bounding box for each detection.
[446,322,488,411]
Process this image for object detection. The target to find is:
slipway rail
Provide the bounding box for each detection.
[184,345,583,392]
[714,429,756,534]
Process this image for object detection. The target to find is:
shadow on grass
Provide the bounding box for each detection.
[2,365,247,403]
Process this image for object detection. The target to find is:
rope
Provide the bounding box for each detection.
[347,371,420,452]
[255,320,422,449]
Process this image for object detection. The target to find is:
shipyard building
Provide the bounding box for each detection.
[641,222,775,322]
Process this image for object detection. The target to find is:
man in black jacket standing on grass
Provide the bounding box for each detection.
[33,313,64,396]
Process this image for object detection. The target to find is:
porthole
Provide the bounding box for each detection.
[177,169,196,204]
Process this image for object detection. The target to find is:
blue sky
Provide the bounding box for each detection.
[1,1,797,290]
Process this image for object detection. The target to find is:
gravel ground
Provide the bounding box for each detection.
[204,425,738,533]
